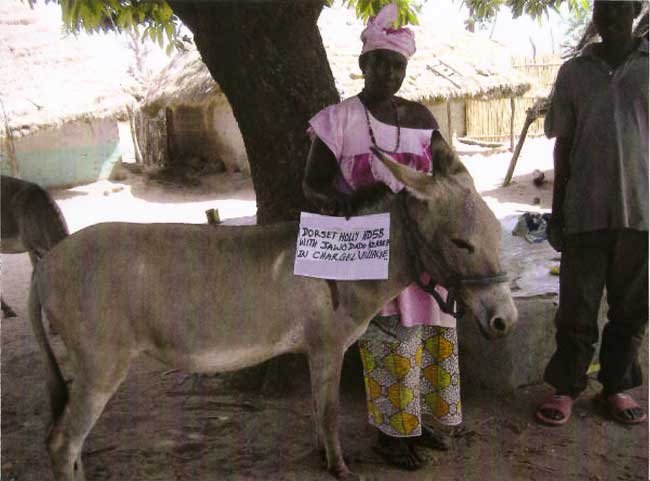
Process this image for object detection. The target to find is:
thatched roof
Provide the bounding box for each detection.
[0,0,138,138]
[144,5,530,113]
[142,46,220,114]
[321,6,531,103]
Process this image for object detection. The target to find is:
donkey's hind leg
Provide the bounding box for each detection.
[309,350,360,481]
[47,365,129,481]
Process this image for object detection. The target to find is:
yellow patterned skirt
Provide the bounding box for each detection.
[358,315,462,437]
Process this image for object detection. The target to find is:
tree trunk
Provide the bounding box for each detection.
[167,1,342,393]
[168,0,340,224]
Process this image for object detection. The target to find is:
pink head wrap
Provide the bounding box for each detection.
[360,3,416,60]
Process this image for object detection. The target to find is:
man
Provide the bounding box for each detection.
[536,0,648,426]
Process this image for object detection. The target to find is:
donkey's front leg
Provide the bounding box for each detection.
[309,350,361,481]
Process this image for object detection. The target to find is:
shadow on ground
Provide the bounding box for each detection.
[480,169,554,211]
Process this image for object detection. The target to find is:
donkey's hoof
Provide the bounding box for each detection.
[329,466,362,481]
[319,448,351,468]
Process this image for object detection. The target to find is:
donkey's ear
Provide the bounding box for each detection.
[370,147,432,199]
[430,130,460,176]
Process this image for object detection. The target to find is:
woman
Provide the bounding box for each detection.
[303,3,462,471]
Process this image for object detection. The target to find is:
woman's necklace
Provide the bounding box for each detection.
[361,95,401,154]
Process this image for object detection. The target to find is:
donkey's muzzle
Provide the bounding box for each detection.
[478,314,513,340]
[489,316,509,337]
[480,295,518,340]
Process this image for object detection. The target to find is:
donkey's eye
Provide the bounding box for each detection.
[451,238,475,254]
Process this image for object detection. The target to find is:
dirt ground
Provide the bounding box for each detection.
[2,137,648,481]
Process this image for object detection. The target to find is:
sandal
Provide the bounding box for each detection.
[408,424,450,451]
[601,392,647,425]
[535,394,574,426]
[372,432,423,471]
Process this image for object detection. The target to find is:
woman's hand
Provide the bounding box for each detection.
[327,193,353,219]
[305,189,352,218]
[303,138,353,218]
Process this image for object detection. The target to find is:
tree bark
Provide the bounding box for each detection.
[168,0,340,224]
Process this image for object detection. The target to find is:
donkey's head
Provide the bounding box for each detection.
[372,136,517,339]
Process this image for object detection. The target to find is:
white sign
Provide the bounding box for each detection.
[293,212,390,280]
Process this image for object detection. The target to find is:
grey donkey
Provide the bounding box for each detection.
[29,147,517,481]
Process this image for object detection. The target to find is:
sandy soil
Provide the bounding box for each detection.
[2,137,648,481]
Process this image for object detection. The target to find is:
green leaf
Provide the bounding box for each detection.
[106,0,119,11]
[158,3,173,24]
[61,0,72,26]
[136,6,146,23]
[164,21,174,41]
[151,4,161,23]
[71,0,82,28]
[124,8,134,28]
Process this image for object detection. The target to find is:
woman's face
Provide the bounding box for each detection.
[359,49,407,100]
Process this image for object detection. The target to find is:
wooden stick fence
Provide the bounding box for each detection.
[464,55,561,145]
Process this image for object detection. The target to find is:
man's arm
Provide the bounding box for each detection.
[548,136,572,251]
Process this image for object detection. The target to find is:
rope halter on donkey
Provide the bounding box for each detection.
[398,191,509,319]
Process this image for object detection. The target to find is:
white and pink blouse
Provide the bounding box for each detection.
[308,96,456,328]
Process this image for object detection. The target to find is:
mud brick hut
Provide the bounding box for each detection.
[139,47,243,175]
[0,0,137,188]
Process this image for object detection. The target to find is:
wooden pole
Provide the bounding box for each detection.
[509,97,516,151]
[165,108,175,166]
[1,98,19,177]
[503,96,551,186]
[503,115,534,186]
[446,101,453,144]
[127,105,143,165]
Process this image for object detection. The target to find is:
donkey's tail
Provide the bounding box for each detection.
[28,275,68,422]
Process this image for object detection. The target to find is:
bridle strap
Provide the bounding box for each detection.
[452,273,510,286]
[422,279,464,318]
[398,192,508,319]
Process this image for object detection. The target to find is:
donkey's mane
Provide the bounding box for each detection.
[349,183,395,216]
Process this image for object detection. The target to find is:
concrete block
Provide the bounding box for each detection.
[459,295,558,394]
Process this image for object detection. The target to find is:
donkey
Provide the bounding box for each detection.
[1,175,68,317]
[28,146,517,481]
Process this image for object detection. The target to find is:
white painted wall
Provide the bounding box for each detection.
[210,98,250,175]
[1,119,121,187]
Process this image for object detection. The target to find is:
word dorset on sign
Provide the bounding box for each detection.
[294,212,390,280]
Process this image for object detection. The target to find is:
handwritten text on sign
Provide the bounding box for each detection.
[293,212,390,280]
